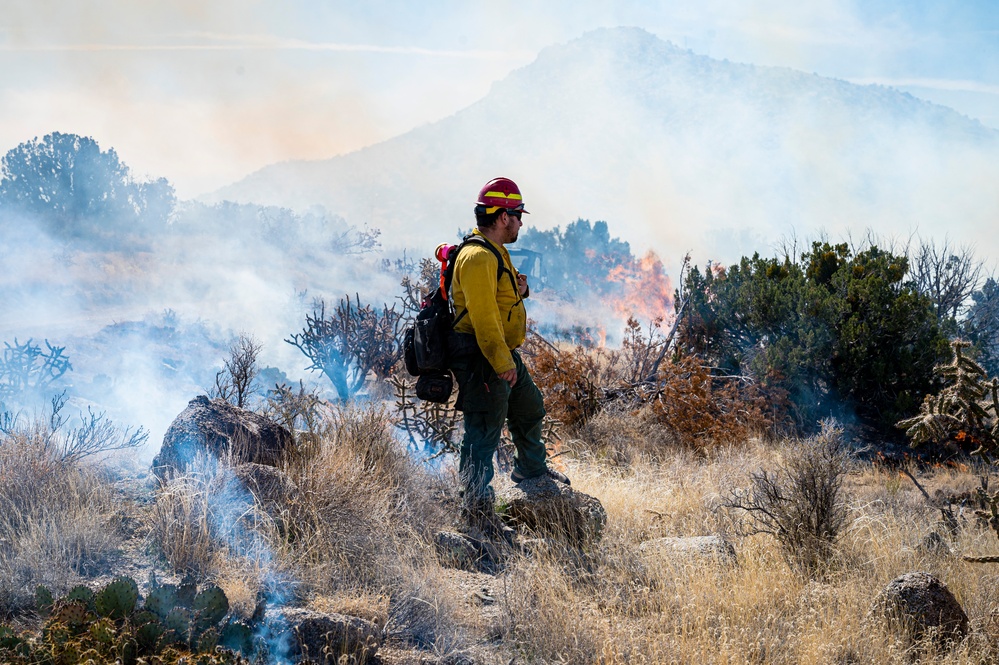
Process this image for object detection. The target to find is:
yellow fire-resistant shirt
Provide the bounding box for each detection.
[451,230,526,375]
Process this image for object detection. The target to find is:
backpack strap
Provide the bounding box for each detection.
[448,234,521,327]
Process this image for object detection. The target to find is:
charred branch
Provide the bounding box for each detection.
[287,295,404,402]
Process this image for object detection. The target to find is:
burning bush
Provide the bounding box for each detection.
[520,331,611,429]
[649,354,787,449]
[519,219,674,328]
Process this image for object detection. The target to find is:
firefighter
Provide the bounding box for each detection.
[450,177,570,535]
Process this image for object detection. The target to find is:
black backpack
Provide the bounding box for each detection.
[404,235,512,401]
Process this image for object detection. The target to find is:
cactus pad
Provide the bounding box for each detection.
[131,610,159,626]
[94,576,139,619]
[52,600,90,629]
[66,585,95,608]
[135,620,165,653]
[0,624,23,649]
[218,620,254,656]
[143,584,178,619]
[176,580,197,609]
[35,585,53,616]
[89,618,116,644]
[163,607,191,644]
[193,585,229,627]
[196,626,219,653]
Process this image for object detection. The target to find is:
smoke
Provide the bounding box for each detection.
[0,190,408,460]
[4,18,998,461]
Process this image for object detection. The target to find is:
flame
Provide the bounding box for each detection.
[605,250,674,322]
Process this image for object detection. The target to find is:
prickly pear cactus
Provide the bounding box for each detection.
[52,600,91,630]
[163,607,191,645]
[1,581,249,664]
[94,577,139,620]
[88,618,116,645]
[0,624,23,650]
[35,585,54,616]
[66,585,95,608]
[144,584,178,619]
[193,585,229,627]
[176,581,197,609]
[135,619,165,654]
[218,620,254,656]
[197,626,219,653]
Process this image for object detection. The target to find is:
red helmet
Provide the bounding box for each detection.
[476,177,529,214]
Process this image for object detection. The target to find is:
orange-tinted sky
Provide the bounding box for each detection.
[1,0,996,197]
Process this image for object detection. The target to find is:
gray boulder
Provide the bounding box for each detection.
[639,535,737,566]
[869,571,968,643]
[265,608,382,664]
[496,475,606,546]
[434,531,481,570]
[152,396,293,478]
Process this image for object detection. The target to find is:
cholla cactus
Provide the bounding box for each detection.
[898,341,999,561]
[897,340,999,461]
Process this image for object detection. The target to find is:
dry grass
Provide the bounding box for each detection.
[11,399,999,664]
[489,442,999,664]
[0,424,123,614]
[146,402,466,653]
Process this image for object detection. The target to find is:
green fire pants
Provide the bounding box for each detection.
[451,348,548,501]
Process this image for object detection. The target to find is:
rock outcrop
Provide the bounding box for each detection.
[152,396,293,478]
[265,608,382,665]
[869,571,968,643]
[496,475,606,547]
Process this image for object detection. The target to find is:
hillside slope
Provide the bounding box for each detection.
[210,27,999,262]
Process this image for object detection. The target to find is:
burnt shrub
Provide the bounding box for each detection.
[725,421,851,576]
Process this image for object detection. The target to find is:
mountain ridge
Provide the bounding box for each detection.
[210,27,999,263]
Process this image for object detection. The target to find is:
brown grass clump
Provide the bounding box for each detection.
[0,423,122,613]
[282,403,449,591]
[573,403,673,465]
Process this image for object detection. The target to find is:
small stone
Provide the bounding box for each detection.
[434,531,480,570]
[638,535,738,566]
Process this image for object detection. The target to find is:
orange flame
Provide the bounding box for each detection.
[605,250,674,321]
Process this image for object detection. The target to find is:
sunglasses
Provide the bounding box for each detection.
[505,209,523,219]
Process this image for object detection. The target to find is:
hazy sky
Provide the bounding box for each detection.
[1,0,996,198]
